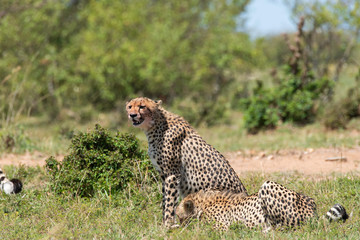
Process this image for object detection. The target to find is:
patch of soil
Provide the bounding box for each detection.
[0,151,63,167]
[1,147,360,175]
[225,147,360,175]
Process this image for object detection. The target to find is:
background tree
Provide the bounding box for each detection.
[286,0,360,81]
[0,0,256,125]
[0,0,359,128]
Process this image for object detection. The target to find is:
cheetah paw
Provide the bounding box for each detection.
[169,224,180,229]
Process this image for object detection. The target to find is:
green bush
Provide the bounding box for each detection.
[322,102,349,129]
[45,124,155,197]
[241,74,333,133]
[279,90,313,123]
[323,88,360,129]
[322,70,360,129]
[241,82,279,134]
[277,76,333,124]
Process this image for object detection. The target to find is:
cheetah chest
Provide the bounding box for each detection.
[148,144,161,172]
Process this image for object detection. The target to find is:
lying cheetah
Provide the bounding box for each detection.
[126,97,247,227]
[0,167,22,194]
[176,181,349,231]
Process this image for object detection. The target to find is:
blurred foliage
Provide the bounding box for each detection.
[255,35,291,68]
[285,0,360,129]
[323,68,360,129]
[0,0,87,123]
[286,0,360,81]
[241,18,334,133]
[0,0,256,125]
[241,82,279,133]
[239,0,360,132]
[0,0,359,129]
[0,125,35,153]
[241,71,333,134]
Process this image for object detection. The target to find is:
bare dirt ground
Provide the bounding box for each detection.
[1,147,360,175]
[0,151,55,167]
[226,147,360,175]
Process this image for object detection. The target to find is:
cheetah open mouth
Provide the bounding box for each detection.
[131,118,144,126]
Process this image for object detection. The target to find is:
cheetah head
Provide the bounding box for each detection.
[176,198,201,224]
[126,97,162,131]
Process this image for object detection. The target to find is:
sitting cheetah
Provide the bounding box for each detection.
[126,97,247,227]
[176,181,349,231]
[0,167,22,194]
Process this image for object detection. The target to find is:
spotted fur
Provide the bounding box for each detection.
[259,181,316,228]
[0,167,22,194]
[177,190,264,230]
[176,181,348,230]
[126,97,247,227]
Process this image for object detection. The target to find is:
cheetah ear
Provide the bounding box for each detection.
[184,200,194,213]
[154,100,162,105]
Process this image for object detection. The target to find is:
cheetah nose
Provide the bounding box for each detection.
[130,114,138,118]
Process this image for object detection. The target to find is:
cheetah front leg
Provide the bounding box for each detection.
[162,174,181,228]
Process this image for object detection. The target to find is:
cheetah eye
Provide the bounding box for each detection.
[139,105,146,109]
[128,106,132,109]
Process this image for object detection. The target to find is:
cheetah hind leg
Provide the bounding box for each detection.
[261,218,273,233]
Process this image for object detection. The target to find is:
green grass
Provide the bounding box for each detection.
[1,112,359,239]
[1,166,359,240]
[198,116,360,153]
[1,112,359,155]
[1,65,359,238]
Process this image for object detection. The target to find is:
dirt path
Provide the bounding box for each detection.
[226,147,360,175]
[0,151,56,167]
[1,147,360,175]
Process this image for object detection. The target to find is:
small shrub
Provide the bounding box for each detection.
[241,82,279,133]
[241,75,333,133]
[277,76,333,124]
[323,88,360,129]
[279,90,314,123]
[46,124,155,197]
[323,102,349,129]
[240,73,333,133]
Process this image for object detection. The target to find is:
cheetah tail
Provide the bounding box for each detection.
[11,178,23,194]
[1,179,23,194]
[326,204,349,222]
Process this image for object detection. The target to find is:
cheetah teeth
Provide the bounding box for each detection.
[132,120,142,126]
